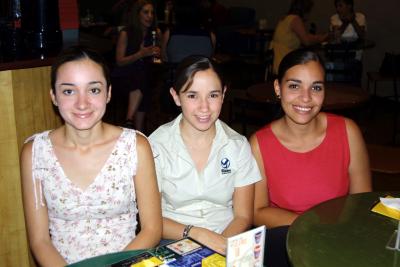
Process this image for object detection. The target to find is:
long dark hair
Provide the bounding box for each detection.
[173,55,223,93]
[124,0,156,28]
[277,49,325,83]
[51,45,111,92]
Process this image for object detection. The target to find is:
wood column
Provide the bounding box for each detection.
[0,65,62,266]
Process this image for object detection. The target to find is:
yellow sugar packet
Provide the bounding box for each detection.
[130,256,163,267]
[371,195,400,220]
[202,253,226,267]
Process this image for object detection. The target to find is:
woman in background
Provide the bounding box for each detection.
[250,49,371,267]
[330,0,366,42]
[21,46,161,266]
[270,0,328,75]
[150,55,261,254]
[112,0,161,132]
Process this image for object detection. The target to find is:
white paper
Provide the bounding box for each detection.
[226,225,266,267]
[380,198,400,211]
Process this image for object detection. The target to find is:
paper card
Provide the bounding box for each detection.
[371,195,400,220]
[166,239,202,255]
[226,226,266,267]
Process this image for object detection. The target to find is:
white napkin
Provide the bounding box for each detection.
[380,198,400,211]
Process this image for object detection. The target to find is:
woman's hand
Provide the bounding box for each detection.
[140,44,161,58]
[189,227,227,255]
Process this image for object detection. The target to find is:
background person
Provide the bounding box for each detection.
[250,49,371,267]
[270,0,328,75]
[112,0,161,132]
[330,0,366,42]
[149,55,261,254]
[20,46,162,266]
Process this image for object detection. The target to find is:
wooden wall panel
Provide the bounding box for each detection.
[0,66,62,267]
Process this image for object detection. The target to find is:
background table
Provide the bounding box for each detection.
[67,249,145,267]
[246,82,369,111]
[287,192,400,267]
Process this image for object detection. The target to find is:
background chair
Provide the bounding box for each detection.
[166,34,214,64]
[367,144,400,191]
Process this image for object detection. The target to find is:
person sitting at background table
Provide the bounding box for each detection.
[330,0,366,42]
[20,46,162,266]
[149,55,261,254]
[270,0,328,76]
[112,0,161,132]
[250,48,371,267]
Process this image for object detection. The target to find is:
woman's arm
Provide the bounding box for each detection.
[162,217,227,255]
[20,142,67,267]
[290,15,328,46]
[345,118,372,193]
[124,134,162,250]
[222,184,254,236]
[115,30,155,66]
[250,134,298,228]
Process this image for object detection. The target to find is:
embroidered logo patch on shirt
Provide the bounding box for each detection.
[221,158,231,174]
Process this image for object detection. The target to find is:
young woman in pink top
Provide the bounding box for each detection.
[250,49,371,267]
[20,46,162,266]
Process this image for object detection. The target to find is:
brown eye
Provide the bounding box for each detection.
[90,88,101,94]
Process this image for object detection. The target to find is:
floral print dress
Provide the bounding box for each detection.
[30,128,138,264]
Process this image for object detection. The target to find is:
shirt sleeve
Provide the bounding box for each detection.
[233,138,262,187]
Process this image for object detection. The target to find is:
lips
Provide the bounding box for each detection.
[74,112,92,119]
[197,115,211,123]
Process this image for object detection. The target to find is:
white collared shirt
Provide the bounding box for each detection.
[330,12,366,42]
[149,114,261,234]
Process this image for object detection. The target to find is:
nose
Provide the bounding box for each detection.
[199,97,210,111]
[76,92,89,110]
[300,88,312,102]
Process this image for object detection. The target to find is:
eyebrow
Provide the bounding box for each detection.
[285,79,324,84]
[59,81,104,86]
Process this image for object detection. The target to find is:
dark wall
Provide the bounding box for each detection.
[220,0,400,94]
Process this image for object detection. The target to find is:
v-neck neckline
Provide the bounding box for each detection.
[46,129,125,193]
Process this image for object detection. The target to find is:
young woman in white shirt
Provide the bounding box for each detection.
[149,55,261,254]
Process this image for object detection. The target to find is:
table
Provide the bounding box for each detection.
[246,82,370,111]
[323,39,376,53]
[67,249,146,267]
[287,192,400,267]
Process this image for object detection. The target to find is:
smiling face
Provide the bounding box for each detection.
[139,3,154,29]
[50,58,111,131]
[274,60,325,126]
[171,68,225,133]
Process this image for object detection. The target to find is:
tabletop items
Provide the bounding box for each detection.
[287,192,400,267]
[68,227,266,267]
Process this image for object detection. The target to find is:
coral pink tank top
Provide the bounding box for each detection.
[256,114,350,214]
